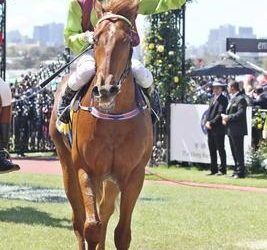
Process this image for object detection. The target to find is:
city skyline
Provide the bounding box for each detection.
[186,0,267,46]
[6,0,267,46]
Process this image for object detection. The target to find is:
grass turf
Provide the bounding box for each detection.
[146,166,267,188]
[0,173,267,249]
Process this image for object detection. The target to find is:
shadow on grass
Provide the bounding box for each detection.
[0,206,72,229]
[139,197,168,203]
[178,165,267,179]
[247,174,267,180]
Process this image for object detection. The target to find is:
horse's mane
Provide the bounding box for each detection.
[102,0,138,19]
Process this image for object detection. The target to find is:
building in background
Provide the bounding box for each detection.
[7,23,64,47]
[206,25,236,55]
[33,23,64,47]
[7,30,22,43]
[238,27,256,39]
[187,25,256,59]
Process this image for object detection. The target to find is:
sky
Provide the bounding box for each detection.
[186,0,267,46]
[6,0,267,47]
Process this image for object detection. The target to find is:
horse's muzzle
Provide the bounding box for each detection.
[92,84,119,98]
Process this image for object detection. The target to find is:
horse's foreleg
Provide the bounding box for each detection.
[57,154,86,250]
[77,168,102,250]
[115,166,145,250]
[96,181,120,250]
[50,126,85,250]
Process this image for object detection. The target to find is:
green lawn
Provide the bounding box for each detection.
[1,173,267,249]
[0,172,63,189]
[147,166,267,188]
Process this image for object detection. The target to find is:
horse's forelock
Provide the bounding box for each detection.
[102,0,138,20]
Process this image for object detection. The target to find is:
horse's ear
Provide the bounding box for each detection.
[94,0,104,18]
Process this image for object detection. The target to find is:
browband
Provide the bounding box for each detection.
[97,13,133,28]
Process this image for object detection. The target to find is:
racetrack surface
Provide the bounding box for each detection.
[13,158,267,194]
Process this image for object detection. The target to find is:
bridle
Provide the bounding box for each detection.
[94,12,133,89]
[78,13,148,121]
[97,13,133,28]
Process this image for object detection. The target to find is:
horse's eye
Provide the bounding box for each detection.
[93,36,99,44]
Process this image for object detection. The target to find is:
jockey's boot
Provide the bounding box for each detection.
[58,86,77,124]
[142,86,162,124]
[0,123,20,174]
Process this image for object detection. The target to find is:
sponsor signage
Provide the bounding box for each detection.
[226,38,267,53]
[170,104,252,165]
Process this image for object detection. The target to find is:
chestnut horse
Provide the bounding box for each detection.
[49,0,153,249]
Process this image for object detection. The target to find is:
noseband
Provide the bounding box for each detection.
[78,13,148,121]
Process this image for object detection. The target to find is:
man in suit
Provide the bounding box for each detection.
[222,81,247,179]
[252,86,267,109]
[205,81,228,175]
[251,86,267,149]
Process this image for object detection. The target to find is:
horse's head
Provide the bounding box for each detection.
[92,0,138,112]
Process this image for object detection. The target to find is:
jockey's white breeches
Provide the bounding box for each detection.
[0,78,12,107]
[68,50,153,91]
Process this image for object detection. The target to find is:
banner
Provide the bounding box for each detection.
[226,38,267,53]
[170,104,252,165]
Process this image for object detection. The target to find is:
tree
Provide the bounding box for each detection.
[144,3,192,104]
[144,2,193,164]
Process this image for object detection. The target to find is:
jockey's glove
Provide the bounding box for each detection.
[84,31,94,45]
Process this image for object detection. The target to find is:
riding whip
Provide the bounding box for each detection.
[12,45,93,103]
[39,45,93,88]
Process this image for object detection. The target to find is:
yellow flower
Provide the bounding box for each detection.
[157,45,165,53]
[258,124,263,129]
[174,76,179,83]
[148,43,155,50]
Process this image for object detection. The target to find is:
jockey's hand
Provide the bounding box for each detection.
[205,121,212,130]
[84,31,94,45]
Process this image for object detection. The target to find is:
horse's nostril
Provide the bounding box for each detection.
[109,85,119,95]
[92,86,100,96]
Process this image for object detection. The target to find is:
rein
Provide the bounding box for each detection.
[78,13,148,121]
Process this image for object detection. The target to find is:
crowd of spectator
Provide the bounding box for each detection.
[191,75,267,150]
[9,52,70,155]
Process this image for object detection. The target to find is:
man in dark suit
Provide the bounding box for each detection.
[252,86,267,109]
[222,81,248,179]
[205,81,228,175]
[251,86,267,149]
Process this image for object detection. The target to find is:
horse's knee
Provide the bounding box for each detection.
[84,220,102,246]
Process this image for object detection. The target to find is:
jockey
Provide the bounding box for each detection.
[59,0,186,124]
[0,78,20,173]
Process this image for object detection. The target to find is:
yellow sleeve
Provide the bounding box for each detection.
[64,0,89,54]
[138,0,186,15]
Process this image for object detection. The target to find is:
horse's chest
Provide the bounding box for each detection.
[75,115,151,176]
